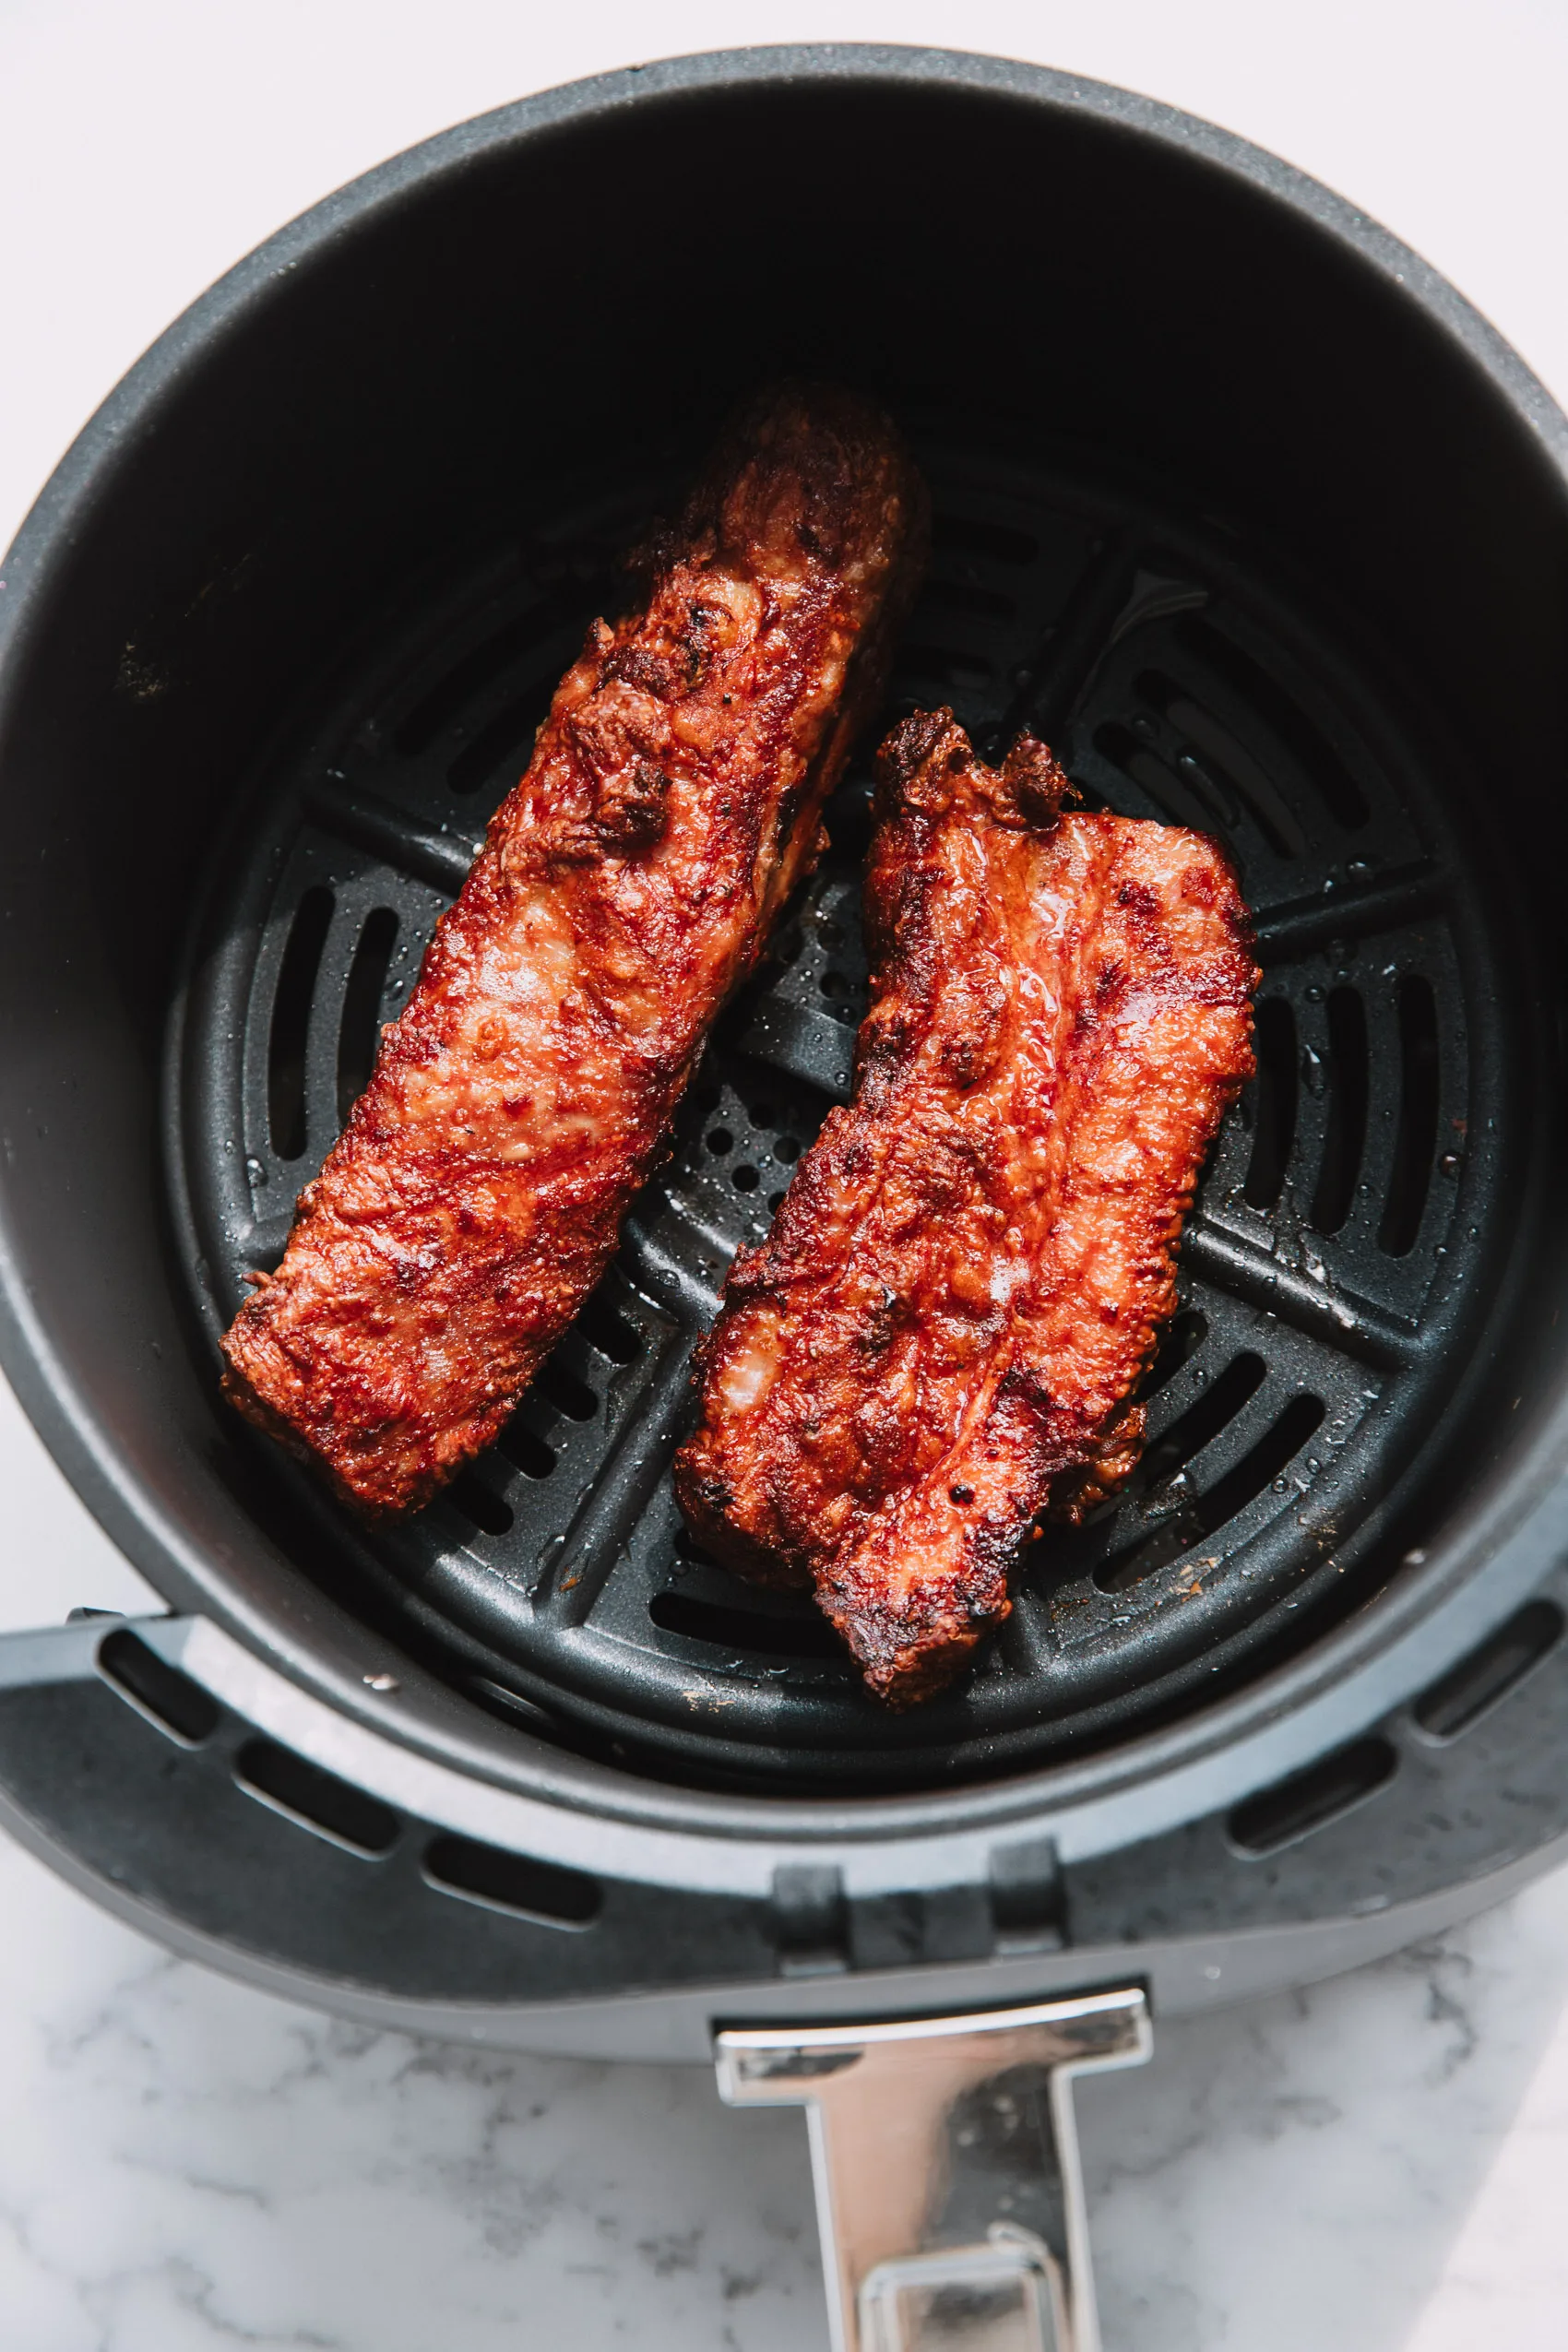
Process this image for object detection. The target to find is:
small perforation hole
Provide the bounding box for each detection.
[820,971,849,999]
[234,1737,399,1857]
[267,885,334,1161]
[773,1134,801,1163]
[1229,1738,1396,1854]
[707,1127,733,1156]
[732,1164,760,1192]
[1244,998,1298,1209]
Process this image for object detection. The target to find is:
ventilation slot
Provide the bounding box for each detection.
[1135,670,1306,856]
[1098,1383,1324,1592]
[234,1738,399,1856]
[1177,617,1370,829]
[267,885,333,1160]
[98,1628,220,1746]
[650,1590,846,1660]
[1096,1353,1268,1589]
[1197,1394,1325,1528]
[1311,987,1370,1235]
[932,512,1039,566]
[336,907,399,1123]
[1229,1737,1396,1854]
[1380,975,1441,1256]
[448,674,556,795]
[394,590,600,755]
[446,1472,515,1536]
[496,1418,556,1479]
[533,1358,598,1422]
[1414,1599,1564,1740]
[899,644,993,692]
[424,1833,600,1927]
[920,575,1017,622]
[1138,1352,1268,1488]
[1244,997,1298,1209]
[1135,1309,1208,1402]
[1094,721,1229,837]
[574,1294,642,1365]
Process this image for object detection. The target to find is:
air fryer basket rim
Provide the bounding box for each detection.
[1,42,1567,1857]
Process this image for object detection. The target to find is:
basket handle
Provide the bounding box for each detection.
[717,1989,1150,2351]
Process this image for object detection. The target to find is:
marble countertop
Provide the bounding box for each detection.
[5,1823,1568,2350]
[4,4,1568,2345]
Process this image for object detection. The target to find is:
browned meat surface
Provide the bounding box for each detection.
[674,709,1258,1705]
[222,386,928,1516]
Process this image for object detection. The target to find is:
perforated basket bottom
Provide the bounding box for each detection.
[172,429,1511,1788]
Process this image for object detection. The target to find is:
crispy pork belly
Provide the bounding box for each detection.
[222,386,927,1516]
[674,709,1258,1705]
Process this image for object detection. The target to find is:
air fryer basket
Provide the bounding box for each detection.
[173,432,1513,1788]
[1,46,1567,2063]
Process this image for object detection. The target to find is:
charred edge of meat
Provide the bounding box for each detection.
[873,707,1071,832]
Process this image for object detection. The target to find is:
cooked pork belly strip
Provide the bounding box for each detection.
[674,709,1258,1705]
[222,386,928,1517]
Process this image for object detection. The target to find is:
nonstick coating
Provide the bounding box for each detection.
[173,427,1513,1788]
[1,50,1565,1837]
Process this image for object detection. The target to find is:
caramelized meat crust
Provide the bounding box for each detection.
[674,709,1259,1705]
[222,386,928,1517]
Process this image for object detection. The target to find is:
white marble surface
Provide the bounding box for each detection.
[4,1826,1568,2350]
[3,3,1568,2346]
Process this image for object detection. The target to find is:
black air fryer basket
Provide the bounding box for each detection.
[2,47,1566,2352]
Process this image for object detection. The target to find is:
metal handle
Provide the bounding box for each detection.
[716,1988,1151,2352]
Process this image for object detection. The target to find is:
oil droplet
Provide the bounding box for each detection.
[244,1157,267,1186]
